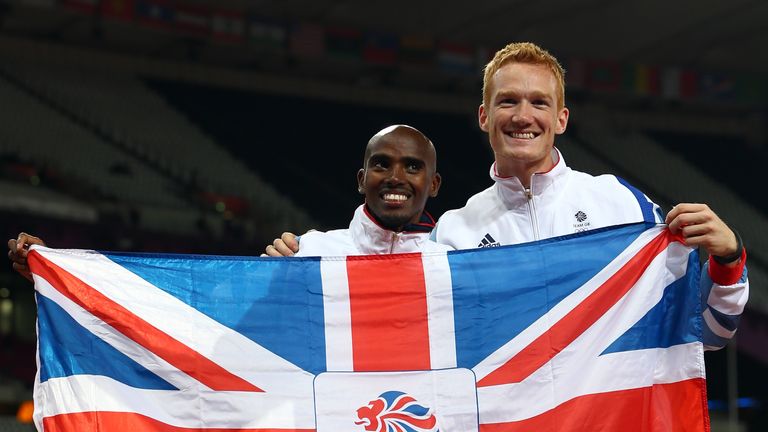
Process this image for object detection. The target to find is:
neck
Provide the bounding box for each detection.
[494,149,559,188]
[363,205,434,233]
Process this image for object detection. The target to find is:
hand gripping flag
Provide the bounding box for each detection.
[28,223,709,431]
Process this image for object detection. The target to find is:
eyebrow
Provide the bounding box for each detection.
[402,157,426,166]
[495,90,553,102]
[368,154,426,165]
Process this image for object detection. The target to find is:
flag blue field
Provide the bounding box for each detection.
[29,223,708,431]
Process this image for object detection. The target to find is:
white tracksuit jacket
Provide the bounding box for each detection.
[433,149,749,350]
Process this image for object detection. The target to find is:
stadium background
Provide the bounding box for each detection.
[0,0,766,430]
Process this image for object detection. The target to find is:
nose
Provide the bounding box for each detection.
[511,101,534,124]
[385,164,406,184]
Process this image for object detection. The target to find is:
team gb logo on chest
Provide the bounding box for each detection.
[573,210,591,232]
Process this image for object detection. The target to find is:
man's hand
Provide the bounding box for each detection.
[7,232,46,282]
[262,232,299,257]
[665,204,740,265]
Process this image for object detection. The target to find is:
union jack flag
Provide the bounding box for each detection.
[29,223,708,431]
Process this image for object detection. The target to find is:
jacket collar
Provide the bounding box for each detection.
[489,148,569,207]
[362,205,436,233]
[349,205,434,255]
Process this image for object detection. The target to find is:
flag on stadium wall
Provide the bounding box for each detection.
[437,41,475,74]
[29,223,708,431]
[363,32,398,66]
[289,22,325,59]
[61,0,99,14]
[135,0,174,29]
[624,64,661,97]
[212,11,246,43]
[565,58,587,90]
[174,4,210,37]
[101,0,134,21]
[735,75,768,105]
[18,0,56,7]
[587,60,621,92]
[326,26,362,59]
[661,67,681,99]
[698,73,735,101]
[662,67,699,100]
[399,34,434,69]
[680,69,698,99]
[248,18,286,50]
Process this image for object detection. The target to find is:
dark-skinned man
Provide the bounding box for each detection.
[285,124,449,256]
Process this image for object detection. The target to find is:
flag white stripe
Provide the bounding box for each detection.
[37,375,316,428]
[472,226,667,380]
[320,258,354,371]
[422,252,457,369]
[33,247,313,394]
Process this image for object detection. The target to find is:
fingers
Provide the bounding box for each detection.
[280,232,300,253]
[665,203,710,233]
[665,203,707,224]
[7,239,26,264]
[17,232,46,249]
[263,244,280,257]
[667,213,709,234]
[273,237,295,256]
[678,221,713,240]
[9,233,46,256]
[263,243,289,257]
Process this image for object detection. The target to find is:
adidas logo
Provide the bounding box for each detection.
[478,233,501,248]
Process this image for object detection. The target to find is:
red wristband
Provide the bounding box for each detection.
[708,247,747,286]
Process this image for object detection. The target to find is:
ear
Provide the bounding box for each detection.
[356,168,365,194]
[429,172,442,197]
[478,104,489,132]
[555,106,569,135]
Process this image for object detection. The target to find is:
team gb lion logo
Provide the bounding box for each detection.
[354,391,440,432]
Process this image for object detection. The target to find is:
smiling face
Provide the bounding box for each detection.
[479,62,569,182]
[357,125,441,231]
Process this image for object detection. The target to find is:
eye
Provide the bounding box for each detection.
[533,99,549,107]
[406,163,420,173]
[369,158,389,170]
[499,98,517,106]
[404,160,424,173]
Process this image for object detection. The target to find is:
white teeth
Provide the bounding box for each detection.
[383,194,408,202]
[510,132,535,139]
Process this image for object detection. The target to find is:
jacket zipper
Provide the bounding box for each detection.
[389,232,397,254]
[525,187,540,241]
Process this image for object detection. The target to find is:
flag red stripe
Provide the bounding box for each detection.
[478,230,673,387]
[43,411,314,431]
[346,253,431,371]
[28,250,263,392]
[480,378,709,431]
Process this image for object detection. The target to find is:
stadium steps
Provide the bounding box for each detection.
[0,73,190,210]
[0,56,315,234]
